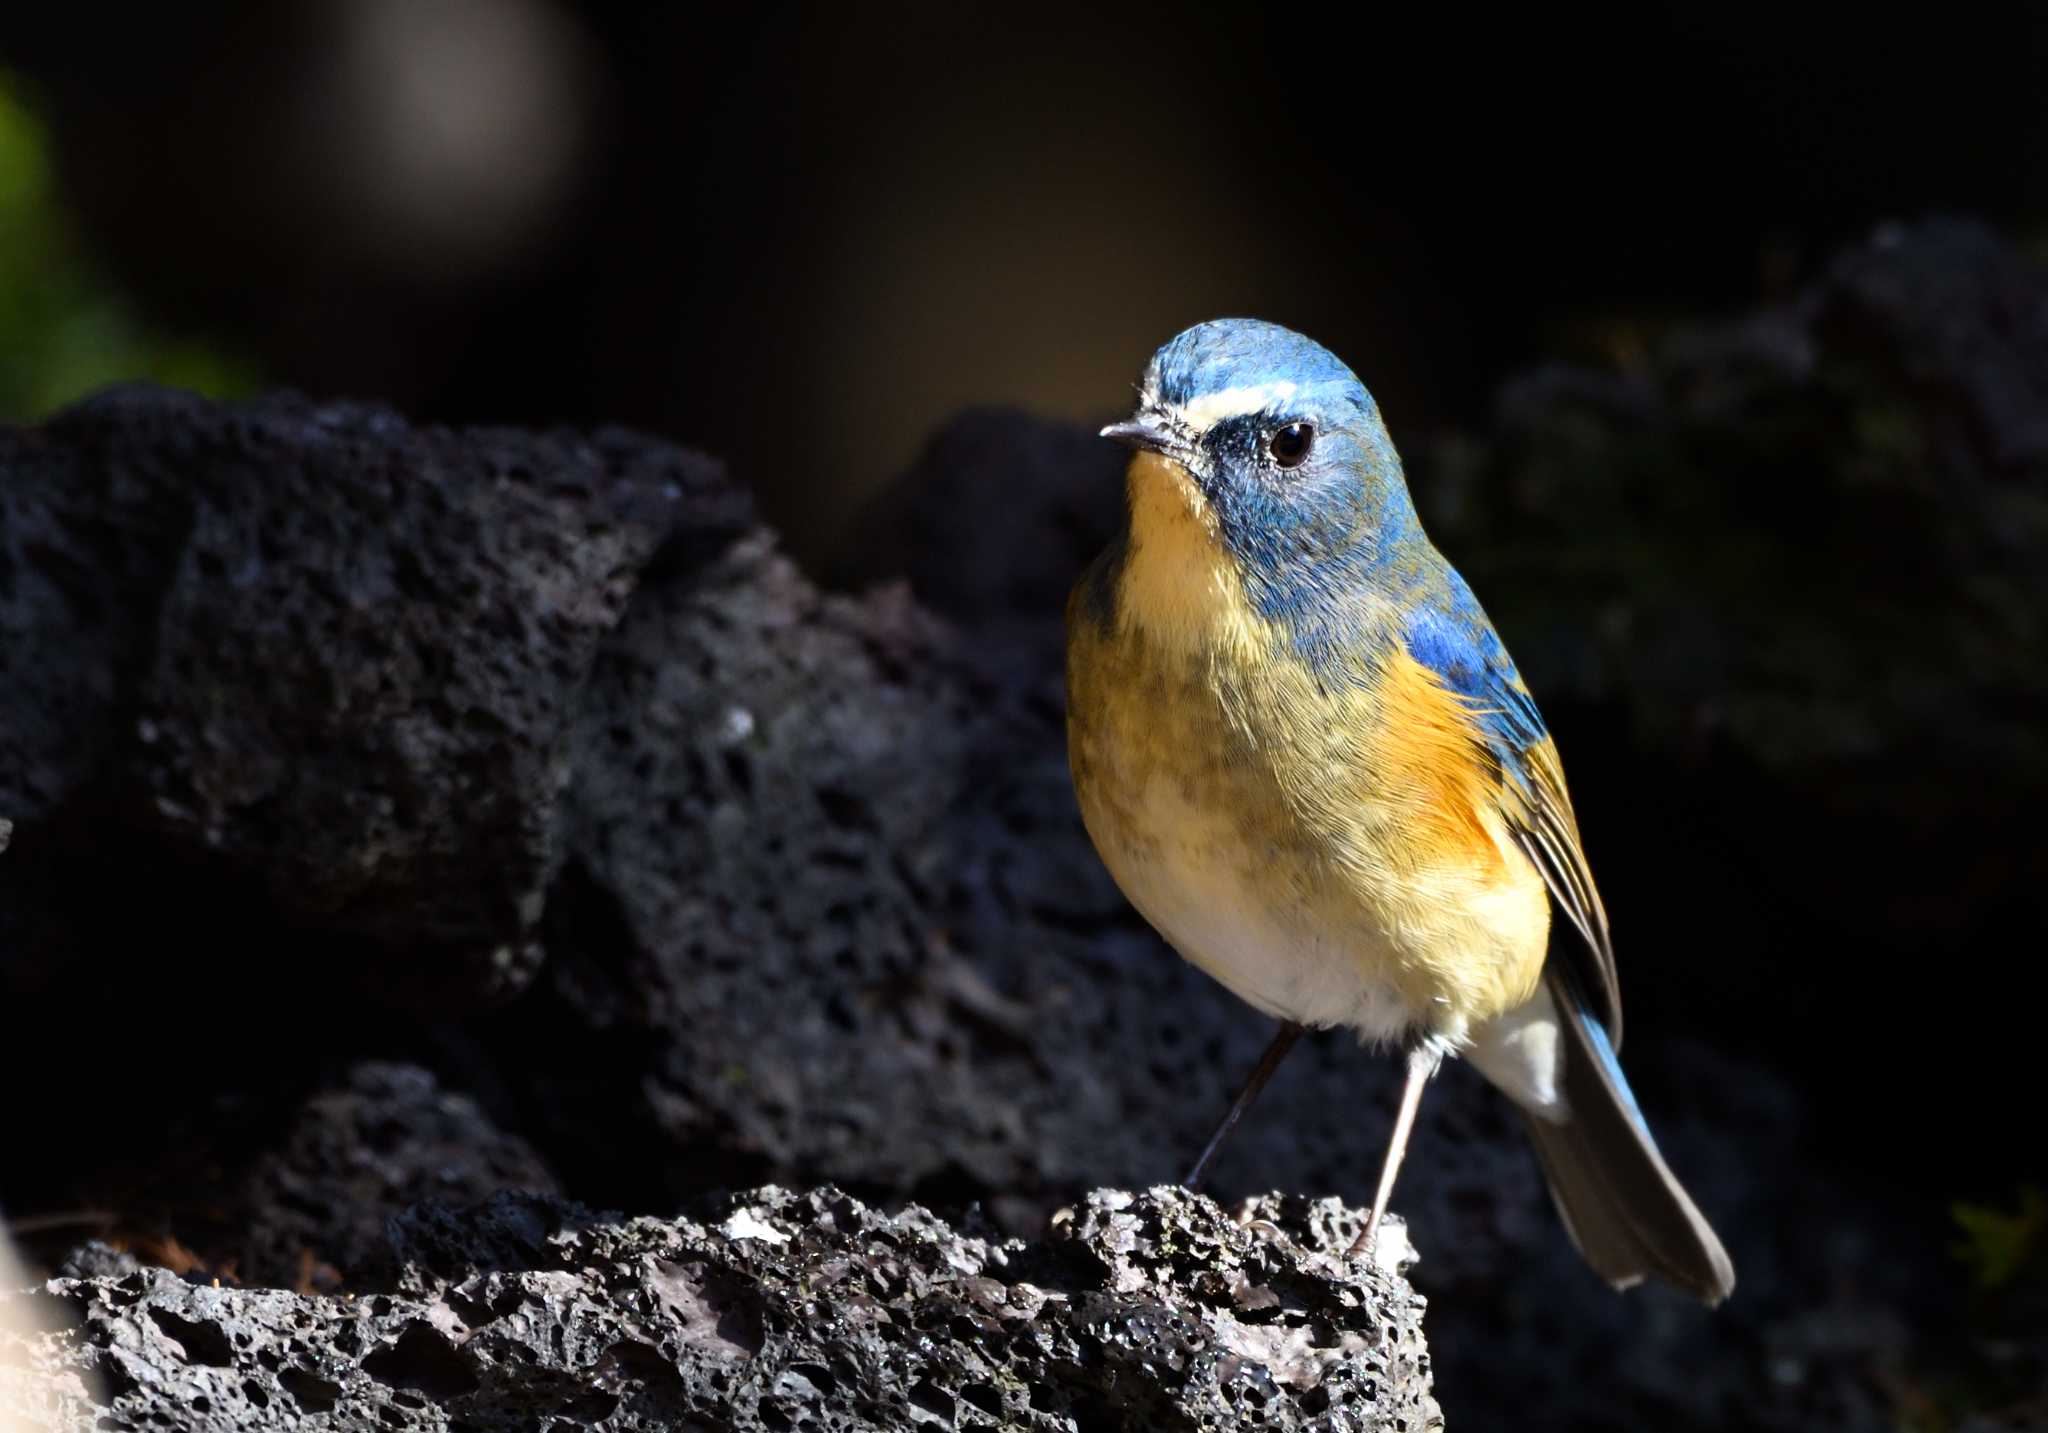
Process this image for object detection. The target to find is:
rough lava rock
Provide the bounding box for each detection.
[0,1187,1440,1433]
[836,405,1124,631]
[230,1063,560,1293]
[0,385,745,993]
[830,405,1127,683]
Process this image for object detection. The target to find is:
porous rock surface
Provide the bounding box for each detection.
[0,1187,1439,1433]
[231,1062,561,1293]
[0,384,746,995]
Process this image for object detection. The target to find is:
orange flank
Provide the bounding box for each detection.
[1362,648,1510,876]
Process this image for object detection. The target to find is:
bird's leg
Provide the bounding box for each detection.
[1182,1021,1303,1191]
[1347,1040,1441,1261]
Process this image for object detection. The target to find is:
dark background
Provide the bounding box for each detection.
[4,3,2047,1429]
[8,3,2047,553]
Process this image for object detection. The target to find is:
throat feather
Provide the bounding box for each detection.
[1115,453,1266,654]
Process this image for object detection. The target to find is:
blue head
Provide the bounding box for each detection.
[1103,319,1426,617]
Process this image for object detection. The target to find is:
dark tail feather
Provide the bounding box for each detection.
[1521,972,1736,1304]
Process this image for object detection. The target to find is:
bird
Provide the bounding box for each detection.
[1064,317,1734,1303]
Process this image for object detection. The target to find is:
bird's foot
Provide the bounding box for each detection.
[1344,1211,1416,1275]
[1344,1214,1382,1263]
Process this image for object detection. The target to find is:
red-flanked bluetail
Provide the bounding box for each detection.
[1065,318,1734,1303]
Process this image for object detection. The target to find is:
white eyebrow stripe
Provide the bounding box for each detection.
[1172,381,1299,431]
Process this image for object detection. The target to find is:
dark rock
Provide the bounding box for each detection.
[0,1187,1440,1432]
[1406,219,2047,1194]
[1447,219,2048,810]
[828,407,1128,710]
[54,1242,138,1282]
[1,385,741,991]
[232,1063,559,1291]
[832,406,1124,658]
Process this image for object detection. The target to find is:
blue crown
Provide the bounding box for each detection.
[1146,318,1371,416]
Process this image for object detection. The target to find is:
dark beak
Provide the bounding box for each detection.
[1099,415,1178,455]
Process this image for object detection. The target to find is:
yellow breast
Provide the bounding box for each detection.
[1064,453,1548,1042]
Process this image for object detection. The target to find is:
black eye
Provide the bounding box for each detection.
[1269,422,1314,468]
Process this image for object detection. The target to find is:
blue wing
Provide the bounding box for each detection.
[1400,580,1624,1043]
[1399,597,1547,777]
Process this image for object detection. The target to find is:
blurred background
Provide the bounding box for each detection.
[5,3,2048,1429]
[6,2,2046,555]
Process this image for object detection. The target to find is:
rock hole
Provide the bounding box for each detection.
[785,1361,838,1396]
[722,747,754,797]
[560,1387,622,1421]
[145,1308,236,1367]
[908,1380,956,1424]
[1065,1392,1124,1432]
[362,1322,479,1399]
[599,1339,686,1392]
[814,786,878,833]
[280,1367,343,1414]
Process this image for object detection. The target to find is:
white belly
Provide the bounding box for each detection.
[1087,775,1422,1044]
